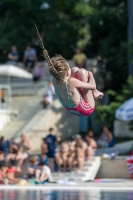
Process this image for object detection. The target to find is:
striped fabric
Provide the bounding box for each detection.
[126,156,133,175]
[66,99,94,116]
[80,100,93,111]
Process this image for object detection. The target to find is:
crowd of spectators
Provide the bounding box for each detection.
[0,128,97,184]
[7,45,88,82]
[7,45,45,82]
[0,126,114,185]
[41,81,56,108]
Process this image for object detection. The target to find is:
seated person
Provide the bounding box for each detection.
[67,142,76,171]
[55,142,69,172]
[16,133,31,171]
[0,90,6,109]
[85,131,97,162]
[6,161,20,184]
[35,162,53,184]
[97,126,114,148]
[27,156,38,179]
[42,81,55,108]
[38,153,48,166]
[6,137,19,166]
[0,136,11,155]
[33,63,45,83]
[0,164,5,184]
[74,139,85,173]
[0,152,7,181]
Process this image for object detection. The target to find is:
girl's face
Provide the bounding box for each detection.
[66,67,71,78]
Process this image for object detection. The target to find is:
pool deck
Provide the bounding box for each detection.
[0,180,133,190]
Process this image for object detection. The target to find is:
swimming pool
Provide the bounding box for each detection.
[0,189,133,200]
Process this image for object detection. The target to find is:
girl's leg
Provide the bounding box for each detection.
[71,67,79,78]
[76,69,103,107]
[76,69,95,107]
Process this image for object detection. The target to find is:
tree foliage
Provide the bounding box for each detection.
[0,0,128,92]
[0,0,91,61]
[87,0,128,90]
[96,76,133,127]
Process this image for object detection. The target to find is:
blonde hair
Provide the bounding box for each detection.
[44,50,69,81]
[29,156,38,163]
[50,55,69,81]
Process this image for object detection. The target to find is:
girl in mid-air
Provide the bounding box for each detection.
[34,25,103,116]
[45,54,103,116]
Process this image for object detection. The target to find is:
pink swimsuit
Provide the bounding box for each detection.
[66,98,94,116]
[55,81,94,116]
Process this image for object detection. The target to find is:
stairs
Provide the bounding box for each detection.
[16,99,80,152]
[52,157,101,182]
[0,94,43,138]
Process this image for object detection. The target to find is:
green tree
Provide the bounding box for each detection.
[0,0,92,61]
[87,0,128,91]
[96,76,133,127]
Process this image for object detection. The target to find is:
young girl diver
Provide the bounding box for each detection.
[34,24,104,116]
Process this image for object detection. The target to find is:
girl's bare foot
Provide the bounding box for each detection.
[93,89,104,99]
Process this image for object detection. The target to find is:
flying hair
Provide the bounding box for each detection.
[29,20,64,80]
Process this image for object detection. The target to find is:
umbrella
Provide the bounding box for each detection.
[0,64,33,79]
[115,98,133,121]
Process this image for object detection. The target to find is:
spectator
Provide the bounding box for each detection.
[6,161,20,184]
[0,89,6,109]
[74,139,85,173]
[42,81,55,108]
[55,142,69,171]
[38,154,48,166]
[27,156,38,179]
[8,45,19,66]
[0,164,5,184]
[67,142,76,171]
[86,131,97,149]
[0,151,6,174]
[97,126,113,148]
[6,138,18,166]
[46,128,60,172]
[16,133,31,171]
[0,136,11,155]
[33,63,45,83]
[23,45,37,72]
[35,162,53,184]
[85,131,97,162]
[72,48,87,69]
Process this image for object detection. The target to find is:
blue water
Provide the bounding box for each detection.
[0,190,133,200]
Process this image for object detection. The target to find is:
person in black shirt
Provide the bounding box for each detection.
[46,128,60,171]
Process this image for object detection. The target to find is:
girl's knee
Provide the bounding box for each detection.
[71,67,79,72]
[77,68,87,76]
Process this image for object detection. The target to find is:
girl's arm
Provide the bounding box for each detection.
[71,78,96,90]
